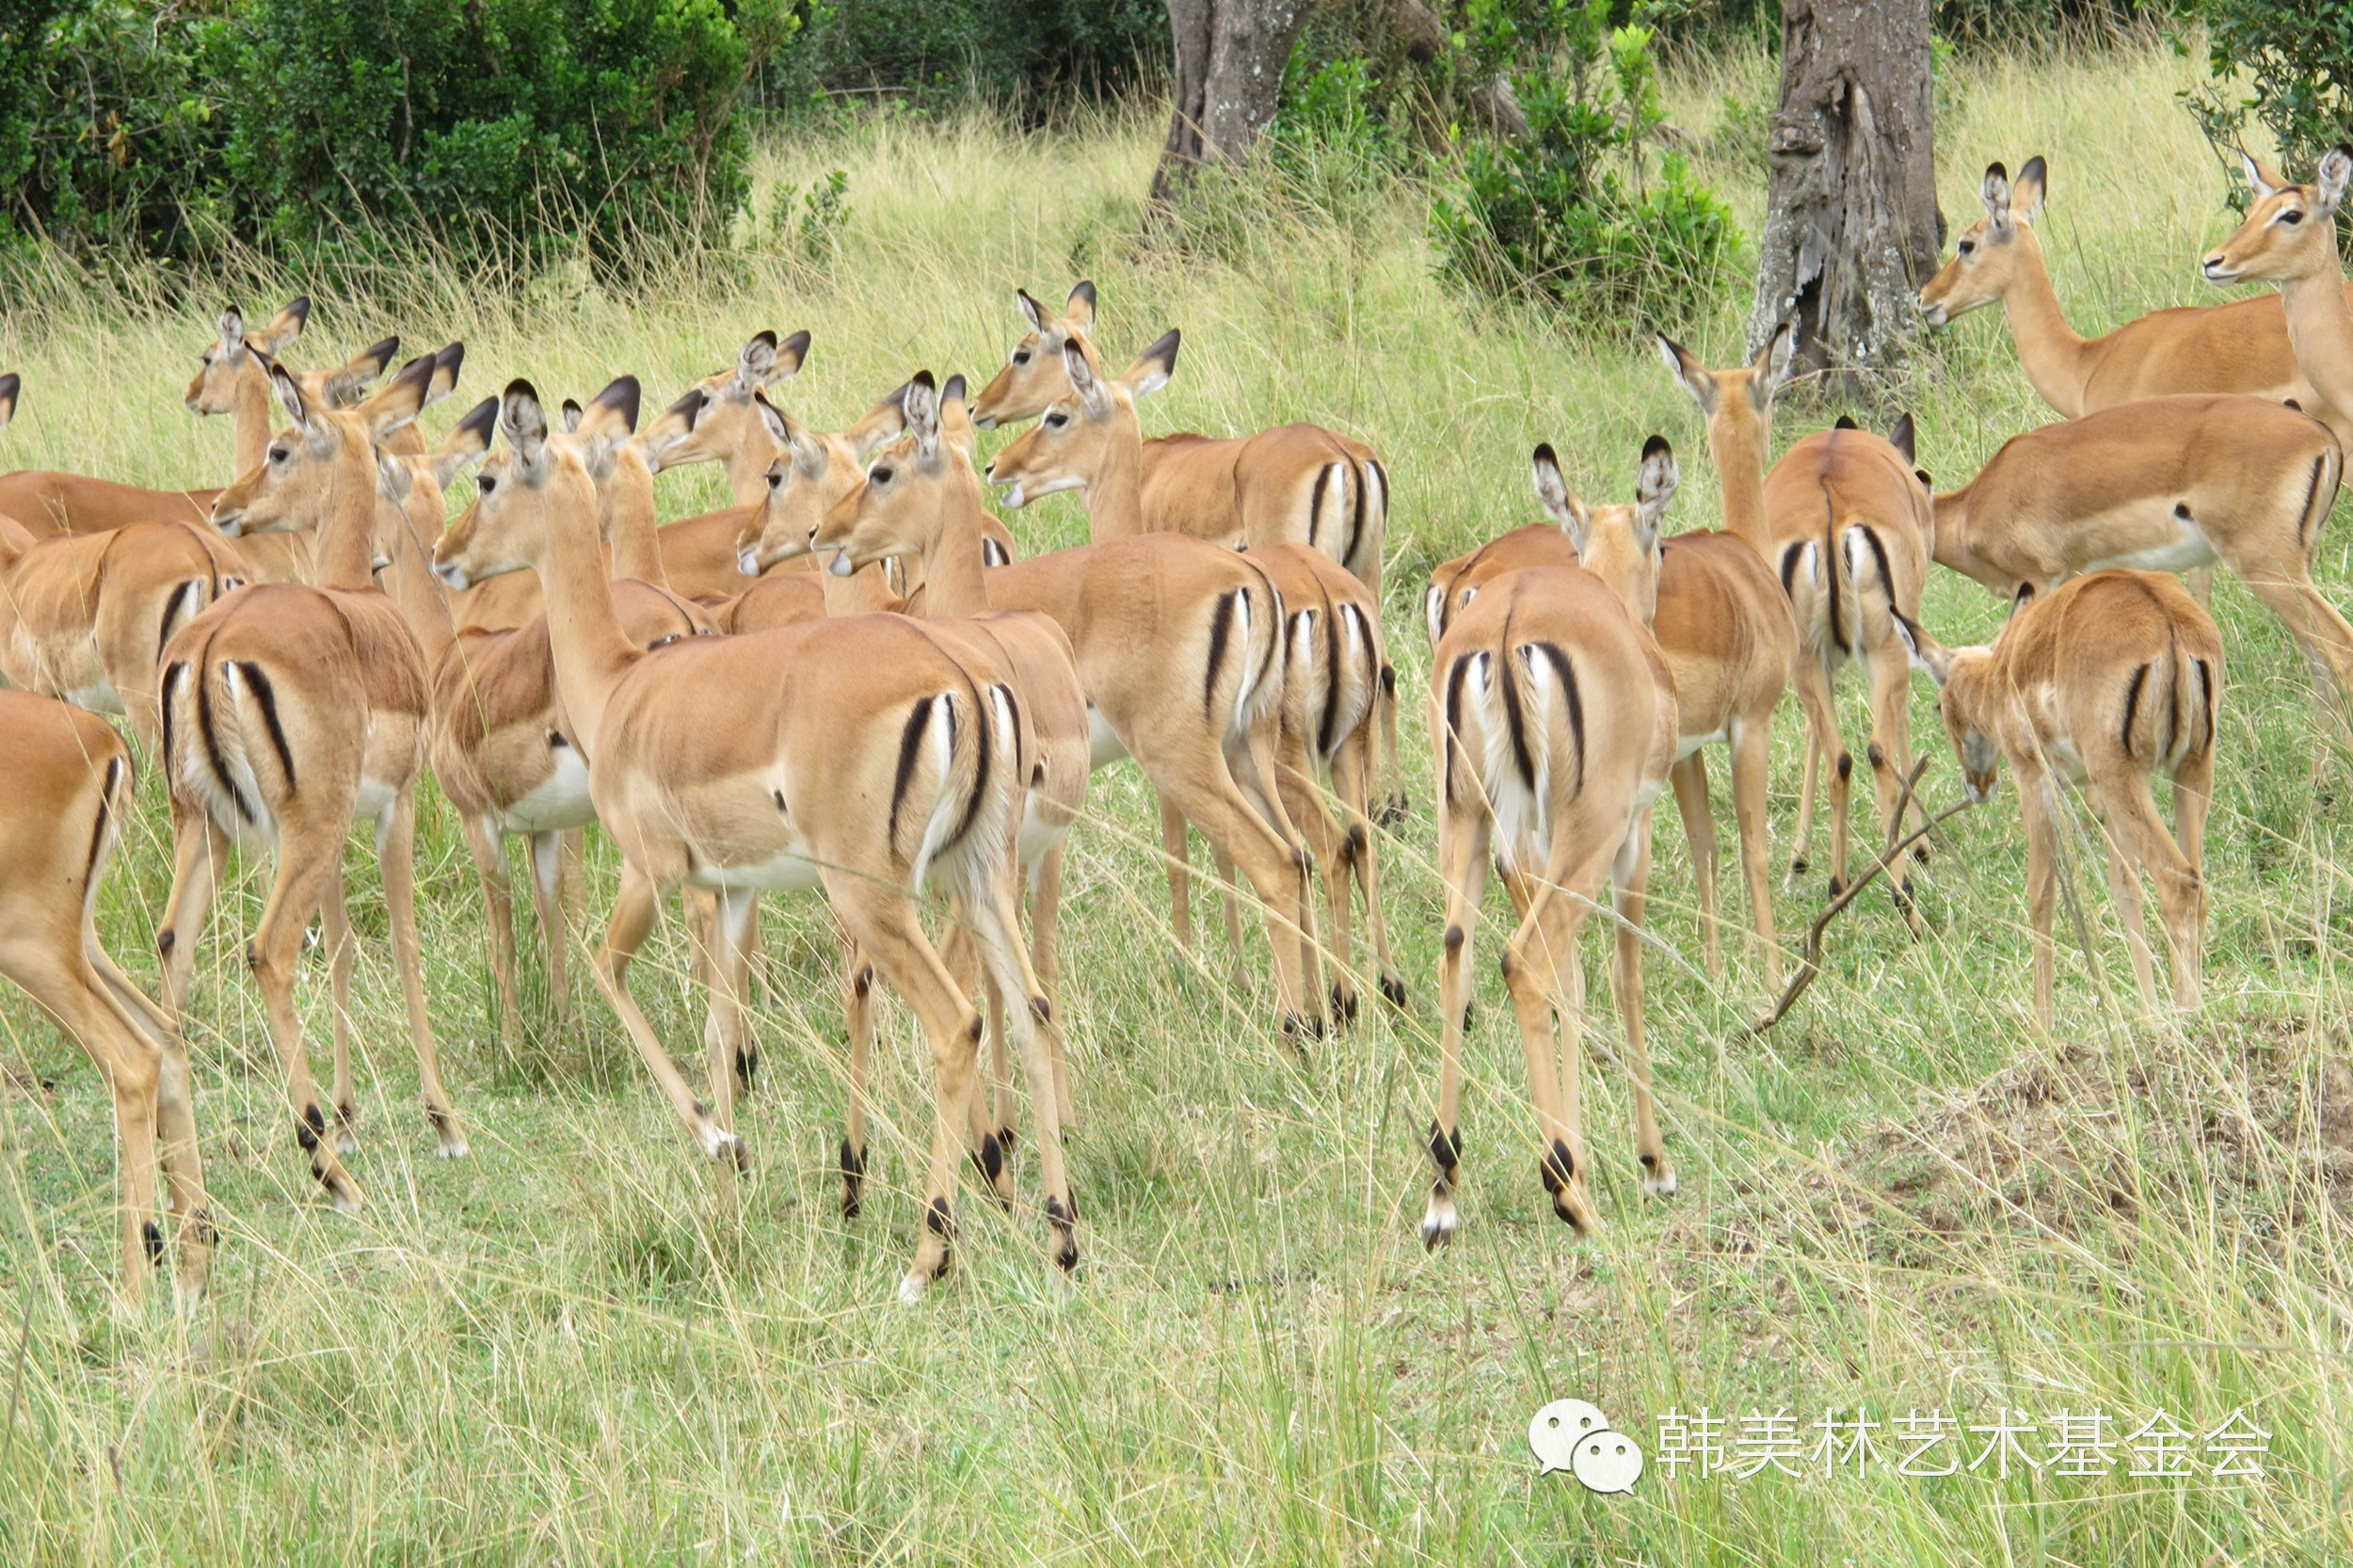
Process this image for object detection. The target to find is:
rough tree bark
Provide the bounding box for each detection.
[1148,0,1312,210]
[1747,0,1944,391]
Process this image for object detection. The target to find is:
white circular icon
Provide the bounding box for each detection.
[1571,1430,1645,1495]
[1528,1399,1611,1475]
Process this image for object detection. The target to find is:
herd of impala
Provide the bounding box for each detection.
[4,146,2353,1305]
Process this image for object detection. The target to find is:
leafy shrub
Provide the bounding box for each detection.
[2179,0,2352,242]
[1432,4,1735,319]
[3,0,799,276]
[788,0,1166,113]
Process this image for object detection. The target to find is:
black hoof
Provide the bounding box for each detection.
[733,1046,760,1091]
[1329,984,1360,1029]
[1379,973,1408,1009]
[1826,875,1845,899]
[1790,856,1809,875]
[840,1137,867,1220]
[1280,1011,1324,1046]
[996,1125,1017,1157]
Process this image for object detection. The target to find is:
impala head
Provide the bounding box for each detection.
[1532,436,1677,627]
[733,388,838,572]
[434,380,602,588]
[210,346,439,536]
[808,371,977,576]
[2202,145,2353,287]
[186,297,398,422]
[637,328,809,474]
[1919,158,2048,326]
[372,394,498,572]
[971,281,1098,428]
[1657,320,1794,448]
[985,329,1177,506]
[1892,604,1995,801]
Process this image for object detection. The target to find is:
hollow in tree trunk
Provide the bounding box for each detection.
[1747,0,1944,392]
[1148,0,1311,213]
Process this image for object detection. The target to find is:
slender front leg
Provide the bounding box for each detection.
[1158,795,1195,952]
[93,951,215,1301]
[840,938,875,1218]
[2017,765,2058,1036]
[319,861,359,1153]
[1667,751,1720,978]
[1727,712,1782,991]
[461,812,522,1051]
[156,809,231,1028]
[527,829,571,1022]
[382,790,464,1157]
[595,862,740,1164]
[1028,845,1074,1130]
[968,869,1078,1274]
[249,822,362,1211]
[1609,813,1673,1196]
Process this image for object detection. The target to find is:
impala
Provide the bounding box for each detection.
[1927,395,2351,720]
[434,381,1074,1300]
[971,282,1393,605]
[982,334,1335,1034]
[1422,439,1681,1243]
[1898,571,2219,1032]
[1922,156,2342,420]
[2201,146,2353,447]
[804,370,1089,1207]
[155,351,467,1211]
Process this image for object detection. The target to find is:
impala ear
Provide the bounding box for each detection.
[501,378,551,474]
[1530,442,1591,549]
[1834,413,1859,430]
[217,307,247,360]
[1122,328,1179,399]
[264,354,314,434]
[256,296,310,354]
[846,384,908,459]
[1634,435,1678,540]
[774,328,811,381]
[1016,288,1047,333]
[362,351,438,440]
[2008,581,2037,619]
[2318,144,2353,216]
[736,330,779,395]
[0,371,15,430]
[376,449,414,504]
[424,342,465,410]
[1982,161,2013,233]
[1915,468,1934,489]
[1886,411,1917,464]
[1064,280,1096,330]
[2241,149,2284,201]
[1891,610,1955,685]
[665,386,706,431]
[561,399,584,433]
[1761,318,1797,397]
[433,396,499,488]
[1064,339,1109,418]
[904,370,941,459]
[1655,332,1716,415]
[2012,155,2047,224]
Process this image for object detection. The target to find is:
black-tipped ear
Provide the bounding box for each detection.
[1915,468,1933,489]
[591,375,641,432]
[455,395,498,446]
[665,386,706,430]
[941,373,968,406]
[360,335,401,377]
[282,296,311,328]
[911,369,937,395]
[561,399,584,433]
[1887,411,1916,463]
[2011,581,2036,615]
[775,329,811,377]
[0,372,18,428]
[436,342,465,378]
[1016,288,1046,331]
[1834,413,1859,430]
[1641,434,1672,462]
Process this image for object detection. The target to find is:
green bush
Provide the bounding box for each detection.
[3,0,798,275]
[788,0,1165,112]
[2179,0,2352,239]
[1432,3,1735,320]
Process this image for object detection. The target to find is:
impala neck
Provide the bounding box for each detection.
[1079,414,1149,539]
[1926,486,2008,594]
[378,488,457,667]
[1998,232,2093,417]
[232,362,276,472]
[913,478,993,618]
[725,437,776,509]
[534,463,638,759]
[2278,265,2353,436]
[603,450,668,586]
[311,461,381,592]
[1706,407,1771,553]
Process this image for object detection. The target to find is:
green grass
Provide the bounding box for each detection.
[1,34,2350,1564]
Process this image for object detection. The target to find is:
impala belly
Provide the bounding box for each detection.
[1086,704,1128,768]
[2078,505,2216,576]
[686,845,824,892]
[354,777,399,824]
[62,676,125,714]
[500,741,595,834]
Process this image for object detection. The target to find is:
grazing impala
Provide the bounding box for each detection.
[434,380,1075,1300]
[2201,146,2353,446]
[1921,157,2343,419]
[971,281,1392,602]
[1927,395,2351,718]
[155,351,466,1212]
[1897,571,2220,1032]
[1422,439,1681,1243]
[804,371,1090,1203]
[984,335,1334,1035]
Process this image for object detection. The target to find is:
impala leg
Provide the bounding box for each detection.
[1240,718,1323,1034]
[9,946,164,1303]
[1028,845,1074,1130]
[1158,795,1195,953]
[1609,813,1674,1196]
[90,946,214,1300]
[381,790,463,1157]
[1421,795,1491,1248]
[594,863,739,1165]
[938,917,1015,1208]
[968,870,1078,1273]
[1729,711,1783,991]
[1277,752,1354,1026]
[2095,762,2206,1018]
[251,821,362,1210]
[2018,764,2059,1037]
[701,888,758,1160]
[527,829,571,1023]
[824,876,984,1306]
[156,809,231,1029]
[1667,751,1721,979]
[2238,568,2353,760]
[1505,828,1623,1237]
[560,826,588,933]
[840,939,875,1218]
[2185,566,2214,610]
[1864,640,1925,931]
[1208,843,1250,994]
[462,813,523,1052]
[2172,744,2215,1010]
[317,861,360,1153]
[1789,652,1851,893]
[1333,731,1402,1008]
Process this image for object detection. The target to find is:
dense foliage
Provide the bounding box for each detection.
[785,0,1166,111]
[3,0,795,272]
[2179,0,2352,235]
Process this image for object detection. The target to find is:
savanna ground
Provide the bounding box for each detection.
[1,33,2349,1565]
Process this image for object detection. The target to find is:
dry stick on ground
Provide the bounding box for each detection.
[1746,757,1975,1037]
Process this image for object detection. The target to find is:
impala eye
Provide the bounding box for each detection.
[767,469,784,490]
[870,465,894,485]
[477,475,496,495]
[2280,209,2305,225]
[1957,238,1976,255]
[1012,350,1030,365]
[266,445,288,464]
[1045,412,1068,429]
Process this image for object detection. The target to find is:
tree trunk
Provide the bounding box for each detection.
[1747,0,1943,392]
[1148,0,1311,210]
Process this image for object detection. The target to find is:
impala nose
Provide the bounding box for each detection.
[737,544,760,577]
[2201,253,2235,283]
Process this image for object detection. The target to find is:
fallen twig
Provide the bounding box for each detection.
[1744,757,1974,1039]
